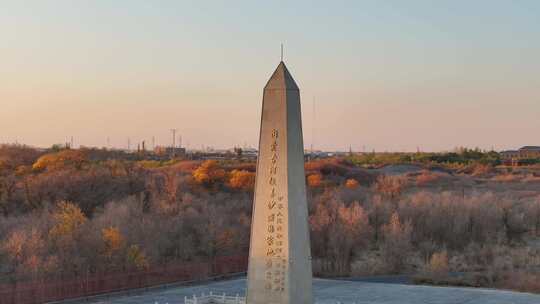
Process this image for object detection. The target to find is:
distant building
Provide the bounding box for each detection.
[154,146,186,158]
[500,146,540,165]
[241,147,258,159]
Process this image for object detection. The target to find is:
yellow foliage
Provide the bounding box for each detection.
[49,201,87,240]
[137,160,162,169]
[102,227,124,256]
[32,150,87,171]
[428,250,449,274]
[192,160,226,184]
[228,170,255,190]
[345,178,359,189]
[126,245,149,270]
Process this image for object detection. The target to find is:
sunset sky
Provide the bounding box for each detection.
[1,1,539,152]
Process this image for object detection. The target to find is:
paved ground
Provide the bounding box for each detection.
[80,277,540,304]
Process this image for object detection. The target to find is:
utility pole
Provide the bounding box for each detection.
[170,129,177,158]
[152,136,155,150]
[128,137,131,151]
[312,97,316,155]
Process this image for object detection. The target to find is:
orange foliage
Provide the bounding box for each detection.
[192,160,226,185]
[32,150,88,171]
[345,178,359,189]
[102,227,124,257]
[307,173,323,187]
[228,169,255,190]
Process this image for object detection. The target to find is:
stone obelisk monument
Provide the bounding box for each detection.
[246,61,313,304]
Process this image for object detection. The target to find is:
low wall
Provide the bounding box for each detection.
[0,255,248,304]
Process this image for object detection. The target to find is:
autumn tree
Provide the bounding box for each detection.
[0,144,43,168]
[49,201,87,240]
[0,174,16,215]
[48,201,87,275]
[101,226,126,270]
[126,245,149,270]
[102,227,124,257]
[367,195,391,243]
[373,175,406,199]
[310,193,371,275]
[163,169,182,203]
[427,250,449,275]
[192,160,226,185]
[345,178,359,189]
[307,173,323,188]
[228,169,255,190]
[2,228,45,279]
[381,212,412,273]
[32,149,88,172]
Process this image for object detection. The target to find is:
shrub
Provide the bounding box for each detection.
[416,170,439,186]
[345,179,360,189]
[32,150,88,172]
[428,250,449,275]
[228,169,255,190]
[373,175,406,199]
[307,173,323,188]
[192,160,226,185]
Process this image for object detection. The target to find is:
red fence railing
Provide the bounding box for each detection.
[0,255,248,304]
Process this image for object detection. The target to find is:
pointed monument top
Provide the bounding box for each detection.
[264,61,299,91]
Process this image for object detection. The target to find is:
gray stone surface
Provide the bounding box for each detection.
[246,61,312,304]
[81,278,540,304]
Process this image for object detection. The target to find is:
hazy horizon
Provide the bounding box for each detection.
[1,1,539,152]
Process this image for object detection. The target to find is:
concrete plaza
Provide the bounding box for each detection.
[79,277,540,304]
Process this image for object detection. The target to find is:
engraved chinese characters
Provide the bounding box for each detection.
[264,129,287,293]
